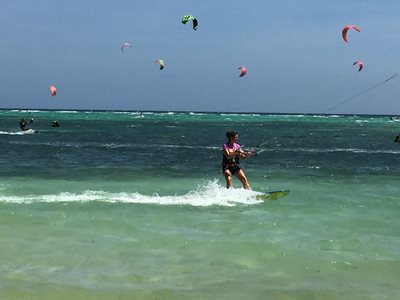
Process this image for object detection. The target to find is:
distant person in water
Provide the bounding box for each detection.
[19,118,29,131]
[51,120,60,127]
[394,135,400,143]
[222,131,255,189]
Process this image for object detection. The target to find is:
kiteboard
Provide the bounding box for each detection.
[256,189,290,201]
[21,129,37,134]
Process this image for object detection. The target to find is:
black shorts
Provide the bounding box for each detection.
[222,164,241,175]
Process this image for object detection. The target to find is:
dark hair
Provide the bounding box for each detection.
[226,131,238,139]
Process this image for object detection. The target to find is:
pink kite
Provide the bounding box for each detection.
[49,85,57,96]
[353,61,363,72]
[238,66,247,77]
[342,25,360,43]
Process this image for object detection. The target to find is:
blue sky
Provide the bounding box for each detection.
[1,0,400,114]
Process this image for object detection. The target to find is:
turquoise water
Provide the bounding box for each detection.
[1,110,400,299]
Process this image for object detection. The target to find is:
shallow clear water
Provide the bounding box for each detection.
[0,110,399,299]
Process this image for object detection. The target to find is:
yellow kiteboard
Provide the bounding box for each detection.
[256,190,290,201]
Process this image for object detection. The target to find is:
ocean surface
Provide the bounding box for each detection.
[1,109,399,299]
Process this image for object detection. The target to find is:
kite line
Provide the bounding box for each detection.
[323,73,399,113]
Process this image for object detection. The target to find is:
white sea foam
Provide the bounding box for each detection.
[56,110,79,113]
[0,129,35,135]
[10,109,41,113]
[0,181,263,207]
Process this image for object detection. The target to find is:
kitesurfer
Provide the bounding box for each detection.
[394,135,400,143]
[19,118,29,131]
[51,120,60,127]
[222,131,255,189]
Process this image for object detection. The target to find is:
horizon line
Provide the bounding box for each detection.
[0,107,396,117]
